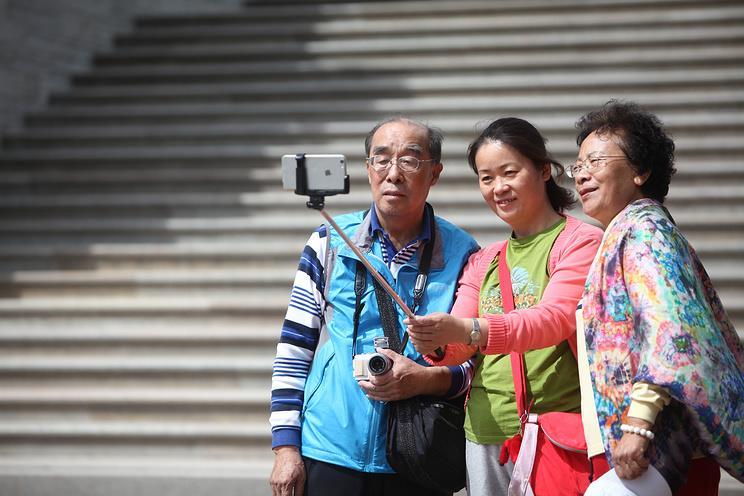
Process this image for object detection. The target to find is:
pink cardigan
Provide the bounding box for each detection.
[428,215,602,366]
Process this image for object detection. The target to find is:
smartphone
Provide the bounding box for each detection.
[281,154,348,195]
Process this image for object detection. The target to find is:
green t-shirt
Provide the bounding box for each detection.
[464,218,581,444]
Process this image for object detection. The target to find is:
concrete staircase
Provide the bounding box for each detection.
[0,0,743,494]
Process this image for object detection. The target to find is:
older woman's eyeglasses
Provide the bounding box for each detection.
[366,155,435,173]
[568,155,627,178]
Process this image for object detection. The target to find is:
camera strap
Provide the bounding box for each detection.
[352,204,435,357]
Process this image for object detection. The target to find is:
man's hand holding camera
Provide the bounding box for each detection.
[358,348,437,402]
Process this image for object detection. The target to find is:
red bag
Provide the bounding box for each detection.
[496,244,608,496]
[502,412,596,496]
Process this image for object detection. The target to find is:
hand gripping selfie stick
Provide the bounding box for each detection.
[293,155,416,320]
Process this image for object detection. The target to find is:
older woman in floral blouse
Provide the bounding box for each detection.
[572,100,744,496]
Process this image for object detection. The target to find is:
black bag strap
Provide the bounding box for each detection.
[351,262,367,359]
[352,204,436,355]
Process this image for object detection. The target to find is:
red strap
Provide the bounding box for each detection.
[497,243,529,418]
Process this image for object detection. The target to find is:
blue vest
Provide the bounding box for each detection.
[300,209,478,472]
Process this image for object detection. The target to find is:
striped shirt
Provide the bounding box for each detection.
[270,214,474,449]
[370,204,430,277]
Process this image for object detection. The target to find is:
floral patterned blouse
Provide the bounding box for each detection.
[581,198,744,482]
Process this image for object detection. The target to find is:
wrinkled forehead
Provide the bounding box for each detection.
[581,130,625,155]
[370,121,430,156]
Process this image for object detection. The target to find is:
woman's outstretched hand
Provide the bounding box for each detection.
[405,313,471,356]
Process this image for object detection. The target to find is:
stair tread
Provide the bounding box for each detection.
[12,109,744,139]
[0,388,268,403]
[96,25,744,60]
[4,183,744,208]
[81,45,744,81]
[0,355,274,371]
[0,326,278,342]
[135,0,728,22]
[0,458,272,477]
[55,67,744,99]
[31,88,744,119]
[121,6,744,40]
[3,135,744,162]
[0,421,268,438]
[2,208,744,231]
[0,295,288,308]
[1,268,295,284]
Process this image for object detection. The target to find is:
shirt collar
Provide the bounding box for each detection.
[368,203,431,245]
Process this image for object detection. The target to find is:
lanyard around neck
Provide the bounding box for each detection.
[352,205,436,357]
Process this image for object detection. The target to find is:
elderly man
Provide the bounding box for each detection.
[269,117,478,496]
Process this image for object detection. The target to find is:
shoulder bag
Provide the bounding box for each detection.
[497,243,603,496]
[352,211,466,493]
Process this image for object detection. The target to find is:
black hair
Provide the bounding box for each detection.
[467,117,576,212]
[575,99,676,203]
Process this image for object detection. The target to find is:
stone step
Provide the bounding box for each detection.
[0,296,288,319]
[0,459,273,496]
[135,0,743,26]
[138,0,736,24]
[2,135,742,169]
[113,5,744,45]
[0,354,273,377]
[0,330,278,369]
[0,323,277,343]
[0,421,268,444]
[4,261,744,299]
[0,364,270,391]
[50,66,744,104]
[0,458,272,478]
[2,184,744,222]
[0,234,740,272]
[0,387,267,410]
[77,45,744,86]
[0,242,305,271]
[2,180,742,206]
[0,296,740,337]
[27,89,744,125]
[90,25,744,66]
[0,268,295,298]
[0,232,744,276]
[1,207,743,236]
[8,109,744,146]
[0,352,274,393]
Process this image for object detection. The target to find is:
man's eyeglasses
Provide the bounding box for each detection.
[366,155,435,173]
[568,155,627,178]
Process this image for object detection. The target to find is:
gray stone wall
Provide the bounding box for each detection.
[0,0,244,134]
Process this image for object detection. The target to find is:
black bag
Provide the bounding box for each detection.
[350,207,466,492]
[386,393,466,492]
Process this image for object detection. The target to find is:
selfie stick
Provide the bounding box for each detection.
[318,209,415,319]
[294,155,415,319]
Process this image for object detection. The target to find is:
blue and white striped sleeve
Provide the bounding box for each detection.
[270,225,328,449]
[446,358,475,398]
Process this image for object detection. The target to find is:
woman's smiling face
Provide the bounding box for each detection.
[475,141,551,232]
[574,131,649,227]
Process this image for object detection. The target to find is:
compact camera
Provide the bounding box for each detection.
[353,337,393,381]
[281,154,349,198]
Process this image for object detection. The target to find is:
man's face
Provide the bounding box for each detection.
[366,121,442,224]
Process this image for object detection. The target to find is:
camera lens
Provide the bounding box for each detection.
[368,354,391,375]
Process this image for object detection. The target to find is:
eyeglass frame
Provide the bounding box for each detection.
[567,154,628,178]
[366,155,437,173]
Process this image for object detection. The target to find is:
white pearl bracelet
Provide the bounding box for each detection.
[620,423,655,440]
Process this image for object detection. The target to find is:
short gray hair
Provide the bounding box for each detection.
[364,117,444,163]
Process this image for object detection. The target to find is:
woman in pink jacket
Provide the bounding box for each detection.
[406,117,602,495]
